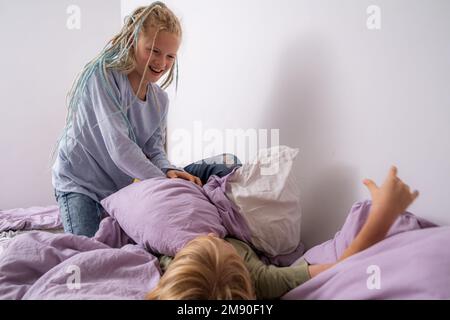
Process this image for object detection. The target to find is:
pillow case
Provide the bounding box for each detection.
[100,177,227,257]
[225,145,302,257]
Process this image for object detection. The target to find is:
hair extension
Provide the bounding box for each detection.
[50,2,181,162]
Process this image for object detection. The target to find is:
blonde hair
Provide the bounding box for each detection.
[109,2,182,90]
[147,236,255,300]
[54,2,181,160]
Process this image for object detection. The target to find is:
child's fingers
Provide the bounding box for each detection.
[363,178,378,194]
[183,172,200,186]
[194,176,203,187]
[166,171,177,178]
[389,165,398,178]
[403,183,411,192]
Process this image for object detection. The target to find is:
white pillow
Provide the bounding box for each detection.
[226,145,302,257]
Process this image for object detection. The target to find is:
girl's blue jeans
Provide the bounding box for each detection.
[54,153,241,237]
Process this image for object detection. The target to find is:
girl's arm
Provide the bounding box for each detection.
[88,68,165,180]
[141,92,201,185]
[308,166,419,277]
[142,109,177,173]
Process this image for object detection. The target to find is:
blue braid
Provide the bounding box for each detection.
[51,2,179,163]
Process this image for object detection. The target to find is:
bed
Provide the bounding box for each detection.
[1,147,449,299]
[1,195,449,299]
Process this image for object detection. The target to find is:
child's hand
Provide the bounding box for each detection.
[363,166,419,220]
[166,170,203,187]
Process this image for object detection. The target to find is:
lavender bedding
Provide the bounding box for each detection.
[1,182,449,299]
[0,217,160,299]
[283,201,450,299]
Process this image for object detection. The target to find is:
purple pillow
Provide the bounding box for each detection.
[100,177,227,256]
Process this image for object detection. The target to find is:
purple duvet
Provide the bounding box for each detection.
[283,201,450,299]
[0,217,161,299]
[1,192,449,299]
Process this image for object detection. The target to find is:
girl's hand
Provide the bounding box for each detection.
[166,170,203,187]
[363,166,419,220]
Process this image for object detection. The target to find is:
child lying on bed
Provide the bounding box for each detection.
[146,166,419,299]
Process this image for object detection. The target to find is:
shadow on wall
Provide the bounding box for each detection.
[261,33,360,250]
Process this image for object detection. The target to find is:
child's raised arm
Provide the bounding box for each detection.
[309,166,419,277]
[339,165,419,261]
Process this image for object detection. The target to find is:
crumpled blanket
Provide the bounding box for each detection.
[0,216,160,299]
[283,201,450,299]
[0,205,61,232]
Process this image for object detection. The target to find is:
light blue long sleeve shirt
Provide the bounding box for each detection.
[52,67,178,202]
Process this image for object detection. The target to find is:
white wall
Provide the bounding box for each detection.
[0,0,121,208]
[122,0,450,248]
[1,1,448,250]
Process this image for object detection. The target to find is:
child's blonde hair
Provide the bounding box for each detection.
[146,235,256,300]
[109,2,182,90]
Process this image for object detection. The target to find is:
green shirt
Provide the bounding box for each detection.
[159,237,311,300]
